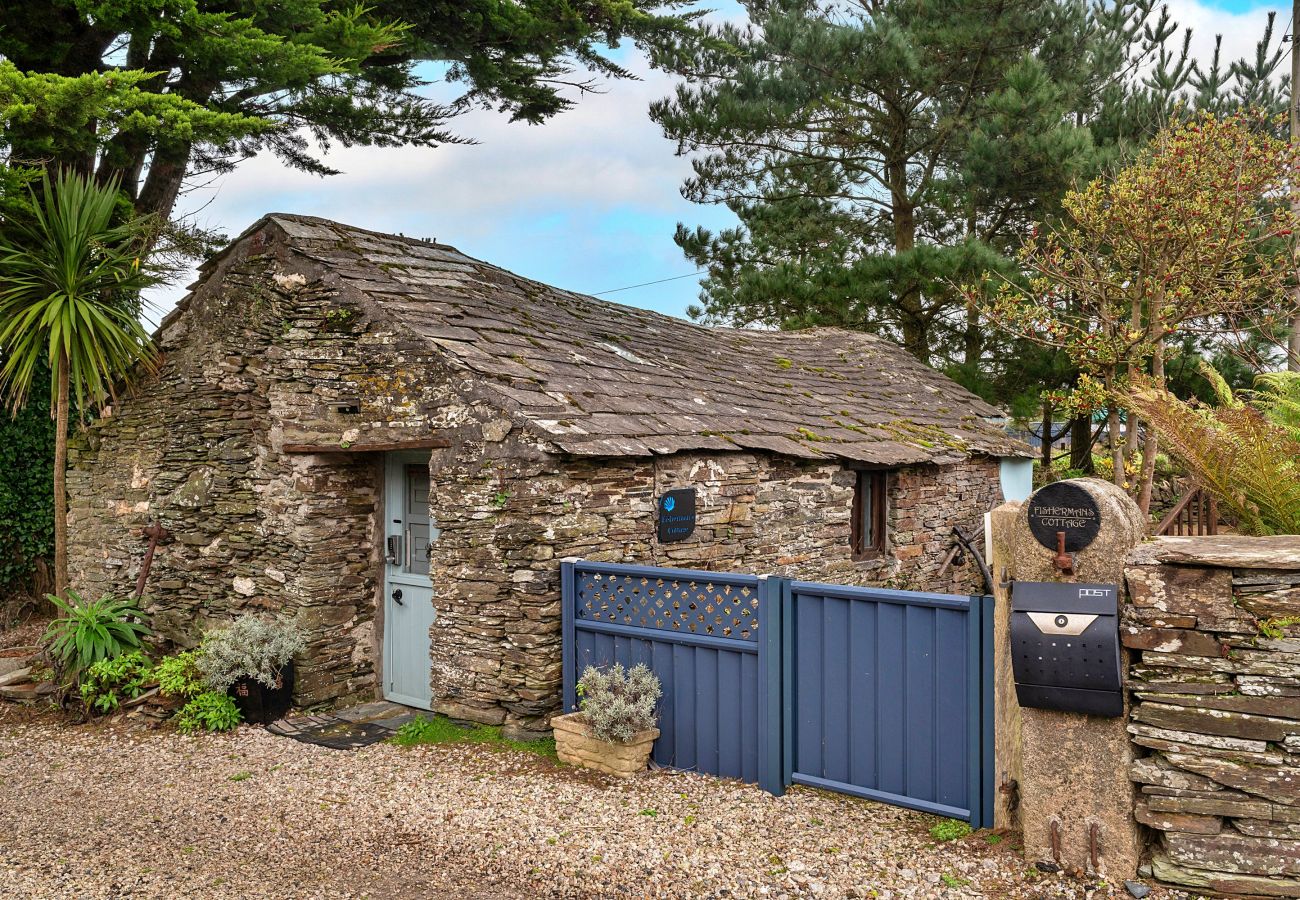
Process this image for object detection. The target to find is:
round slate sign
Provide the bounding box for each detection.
[1026,481,1102,552]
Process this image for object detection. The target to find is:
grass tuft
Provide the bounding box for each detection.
[390,714,557,760]
[929,819,972,842]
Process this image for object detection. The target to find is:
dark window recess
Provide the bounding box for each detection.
[851,470,888,559]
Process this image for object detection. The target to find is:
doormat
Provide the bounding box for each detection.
[267,714,396,750]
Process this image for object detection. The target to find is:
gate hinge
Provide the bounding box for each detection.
[999,776,1020,811]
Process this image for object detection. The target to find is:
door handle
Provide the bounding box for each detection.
[404,527,412,569]
[391,588,404,606]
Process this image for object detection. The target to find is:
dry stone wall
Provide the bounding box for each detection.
[1123,537,1300,897]
[67,229,475,708]
[424,444,1000,737]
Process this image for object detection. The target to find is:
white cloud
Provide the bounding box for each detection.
[152,52,712,325]
[151,0,1288,329]
[1160,0,1284,67]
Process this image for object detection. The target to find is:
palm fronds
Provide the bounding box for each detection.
[1130,386,1300,535]
[1245,371,1300,442]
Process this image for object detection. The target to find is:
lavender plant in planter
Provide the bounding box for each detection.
[197,617,306,725]
[552,663,662,777]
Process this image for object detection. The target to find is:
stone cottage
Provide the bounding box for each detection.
[68,214,1030,737]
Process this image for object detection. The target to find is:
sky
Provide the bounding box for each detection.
[153,0,1289,328]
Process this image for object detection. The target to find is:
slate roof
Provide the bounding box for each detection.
[218,214,1030,464]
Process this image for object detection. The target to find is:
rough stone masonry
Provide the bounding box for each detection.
[68,214,1027,737]
[1125,536,1300,898]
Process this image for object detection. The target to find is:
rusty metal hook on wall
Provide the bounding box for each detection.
[133,520,172,599]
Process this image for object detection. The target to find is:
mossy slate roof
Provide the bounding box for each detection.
[211,214,1031,464]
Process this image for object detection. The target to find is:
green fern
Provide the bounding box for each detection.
[1131,385,1300,535]
[1245,371,1300,442]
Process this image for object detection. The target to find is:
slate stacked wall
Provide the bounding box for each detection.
[423,447,1000,736]
[65,233,468,708]
[1123,540,1300,897]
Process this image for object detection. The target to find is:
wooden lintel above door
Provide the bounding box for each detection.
[281,437,452,454]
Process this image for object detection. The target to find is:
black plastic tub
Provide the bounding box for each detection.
[229,662,294,725]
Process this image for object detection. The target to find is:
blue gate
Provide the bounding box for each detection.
[783,582,994,827]
[560,561,783,792]
[560,560,994,828]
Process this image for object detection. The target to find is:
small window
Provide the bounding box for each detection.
[851,470,887,559]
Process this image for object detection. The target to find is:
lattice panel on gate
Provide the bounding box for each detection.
[575,570,760,641]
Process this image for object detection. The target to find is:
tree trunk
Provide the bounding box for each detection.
[53,350,70,598]
[964,299,982,368]
[1069,412,1094,473]
[1109,405,1124,488]
[886,114,925,362]
[1136,341,1165,519]
[135,141,193,225]
[1040,401,1054,473]
[1104,370,1124,488]
[963,208,981,367]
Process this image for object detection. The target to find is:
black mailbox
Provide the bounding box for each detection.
[1011,581,1123,717]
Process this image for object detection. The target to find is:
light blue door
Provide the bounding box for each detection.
[383,453,437,709]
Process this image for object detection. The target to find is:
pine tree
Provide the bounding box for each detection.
[651,0,1288,371]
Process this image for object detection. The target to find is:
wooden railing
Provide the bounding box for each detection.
[1154,485,1219,536]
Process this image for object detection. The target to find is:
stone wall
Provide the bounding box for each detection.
[424,445,1001,736]
[66,229,471,708]
[1124,537,1300,897]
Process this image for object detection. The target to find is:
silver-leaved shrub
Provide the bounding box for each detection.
[578,662,661,743]
[197,616,306,693]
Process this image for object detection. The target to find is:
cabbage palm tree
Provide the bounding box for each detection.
[0,170,161,596]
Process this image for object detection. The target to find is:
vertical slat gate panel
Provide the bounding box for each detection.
[876,601,906,796]
[560,561,993,818]
[848,599,877,790]
[674,642,697,773]
[696,646,720,777]
[718,651,743,779]
[795,592,824,779]
[823,596,851,784]
[904,603,937,805]
[785,582,981,823]
[934,607,968,810]
[652,639,675,768]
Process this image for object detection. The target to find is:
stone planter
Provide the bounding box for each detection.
[551,712,659,777]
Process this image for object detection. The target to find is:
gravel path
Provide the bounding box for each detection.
[0,707,1195,900]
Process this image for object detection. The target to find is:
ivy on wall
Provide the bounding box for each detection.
[0,358,54,600]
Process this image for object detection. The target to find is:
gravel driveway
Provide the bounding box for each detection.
[0,707,1193,900]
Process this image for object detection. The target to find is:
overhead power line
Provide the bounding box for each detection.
[591,270,707,296]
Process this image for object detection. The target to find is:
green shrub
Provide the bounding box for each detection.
[196,616,306,692]
[43,590,151,678]
[577,662,661,743]
[155,650,204,700]
[174,691,242,734]
[79,650,153,714]
[929,819,972,842]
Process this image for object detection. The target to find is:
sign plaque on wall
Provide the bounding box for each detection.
[1026,481,1102,552]
[657,488,697,543]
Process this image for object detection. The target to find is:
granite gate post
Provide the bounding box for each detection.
[991,477,1147,879]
